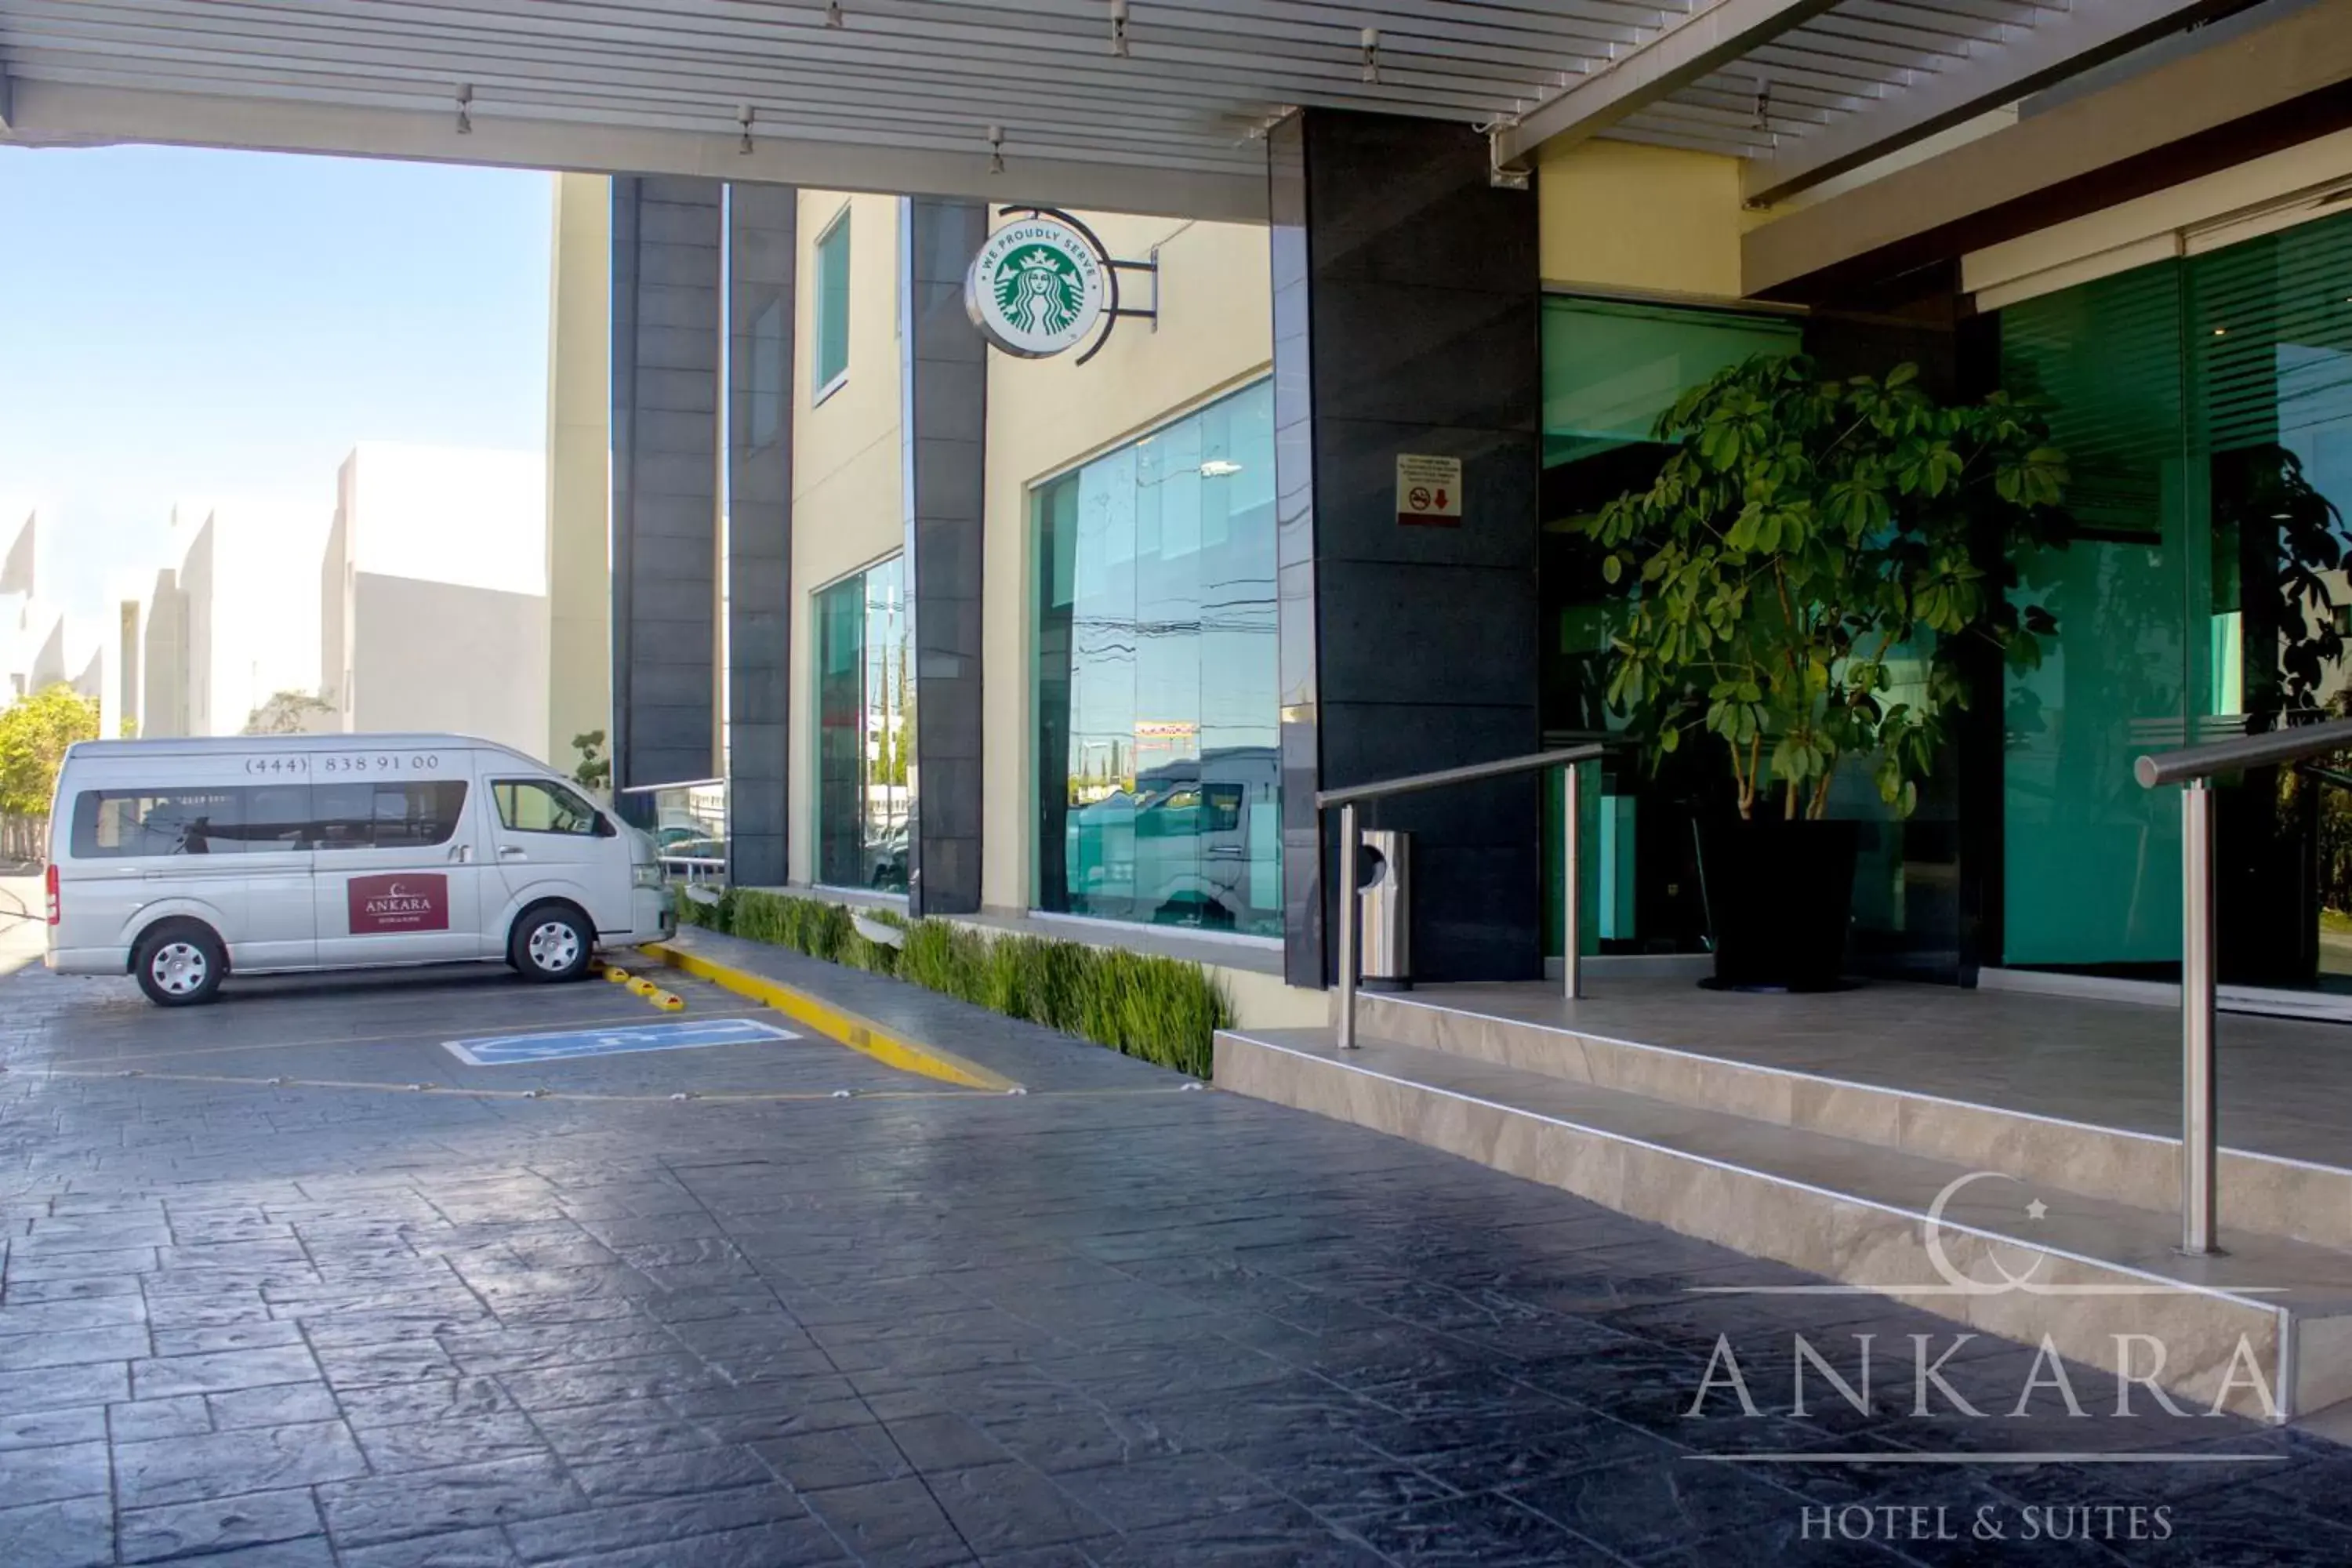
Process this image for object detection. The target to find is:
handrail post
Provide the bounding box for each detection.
[1337,801,1359,1049]
[1563,760,1582,1001]
[2180,778,2220,1256]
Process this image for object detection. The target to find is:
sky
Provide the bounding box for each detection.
[0,145,553,626]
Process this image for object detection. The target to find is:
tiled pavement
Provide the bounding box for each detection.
[0,941,2345,1568]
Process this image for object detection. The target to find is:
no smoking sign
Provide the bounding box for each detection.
[1396,454,1463,528]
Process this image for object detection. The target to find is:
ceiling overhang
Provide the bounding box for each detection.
[0,0,2313,230]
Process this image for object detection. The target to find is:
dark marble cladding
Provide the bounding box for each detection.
[1271,111,1544,988]
[726,181,797,887]
[901,197,989,917]
[610,175,723,800]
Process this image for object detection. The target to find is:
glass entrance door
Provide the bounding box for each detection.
[2191,213,2352,990]
[2000,205,2352,993]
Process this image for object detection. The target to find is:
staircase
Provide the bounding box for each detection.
[1216,986,2352,1423]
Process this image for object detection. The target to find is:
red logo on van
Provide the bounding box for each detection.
[348,873,448,933]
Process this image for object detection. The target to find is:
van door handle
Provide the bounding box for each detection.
[498,846,527,859]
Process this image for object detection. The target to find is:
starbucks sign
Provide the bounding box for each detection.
[964,216,1107,358]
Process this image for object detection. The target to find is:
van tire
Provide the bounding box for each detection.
[133,921,227,1007]
[510,903,594,983]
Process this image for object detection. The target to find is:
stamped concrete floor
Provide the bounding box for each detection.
[0,930,2347,1568]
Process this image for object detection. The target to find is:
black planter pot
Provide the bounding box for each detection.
[1695,818,1860,993]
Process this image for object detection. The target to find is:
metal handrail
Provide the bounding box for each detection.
[2131,717,2352,1259]
[2134,714,2352,787]
[1320,744,1607,1049]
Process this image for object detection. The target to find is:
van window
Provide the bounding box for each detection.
[493,779,598,836]
[72,789,244,857]
[313,782,471,851]
[68,780,470,858]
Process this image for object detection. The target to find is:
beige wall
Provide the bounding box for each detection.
[978,213,1272,913]
[546,171,612,775]
[1964,127,2352,310]
[1538,140,1747,300]
[787,191,906,885]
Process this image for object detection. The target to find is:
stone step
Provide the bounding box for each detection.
[1349,987,2352,1251]
[1215,1025,2352,1422]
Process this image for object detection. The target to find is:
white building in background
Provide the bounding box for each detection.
[321,443,549,760]
[135,505,325,739]
[0,512,103,712]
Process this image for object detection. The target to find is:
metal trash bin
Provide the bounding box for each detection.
[1358,829,1412,991]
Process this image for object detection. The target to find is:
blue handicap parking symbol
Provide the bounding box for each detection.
[442,1015,799,1067]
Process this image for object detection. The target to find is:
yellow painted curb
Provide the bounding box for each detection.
[641,940,1020,1093]
[653,991,686,1011]
[604,966,632,984]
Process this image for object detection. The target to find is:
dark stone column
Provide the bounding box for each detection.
[1270,111,1544,986]
[610,175,721,801]
[726,183,796,887]
[898,198,989,917]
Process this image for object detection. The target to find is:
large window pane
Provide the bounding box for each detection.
[2000,263,2190,967]
[815,556,911,890]
[1539,297,1802,960]
[1997,205,2352,987]
[1033,380,1279,935]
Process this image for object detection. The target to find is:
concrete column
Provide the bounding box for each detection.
[898,198,989,917]
[1269,111,1544,986]
[725,183,796,887]
[609,175,721,799]
[546,172,612,774]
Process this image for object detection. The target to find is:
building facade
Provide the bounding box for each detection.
[132,506,324,739]
[546,0,2352,1021]
[322,443,550,759]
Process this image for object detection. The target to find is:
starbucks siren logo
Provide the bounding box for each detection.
[965,218,1106,358]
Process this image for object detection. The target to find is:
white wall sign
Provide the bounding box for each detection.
[1396,454,1463,528]
[964,217,1107,358]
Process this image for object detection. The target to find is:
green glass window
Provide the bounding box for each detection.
[815,556,909,890]
[1540,297,1802,958]
[1999,206,2352,984]
[1033,380,1279,935]
[1542,298,1802,469]
[812,209,851,394]
[1999,261,2189,967]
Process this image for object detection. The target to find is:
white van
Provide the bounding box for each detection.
[45,734,676,1005]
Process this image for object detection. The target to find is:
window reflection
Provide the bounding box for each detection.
[816,556,911,891]
[1033,381,1279,935]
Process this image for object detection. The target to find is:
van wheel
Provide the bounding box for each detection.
[510,904,593,983]
[134,922,226,1007]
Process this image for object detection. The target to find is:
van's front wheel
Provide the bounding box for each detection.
[134,922,225,1007]
[510,904,594,983]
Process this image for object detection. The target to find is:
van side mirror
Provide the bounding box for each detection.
[593,813,617,838]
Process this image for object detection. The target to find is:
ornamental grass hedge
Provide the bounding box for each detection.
[677,887,1231,1077]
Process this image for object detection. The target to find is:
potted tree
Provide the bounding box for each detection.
[1572,354,2067,989]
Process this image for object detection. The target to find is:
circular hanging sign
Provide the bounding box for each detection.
[964,216,1106,358]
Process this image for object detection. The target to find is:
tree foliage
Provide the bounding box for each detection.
[242,689,333,735]
[571,730,611,792]
[0,683,100,818]
[1570,354,2070,820]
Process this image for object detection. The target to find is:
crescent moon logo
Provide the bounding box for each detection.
[1924,1171,2050,1295]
